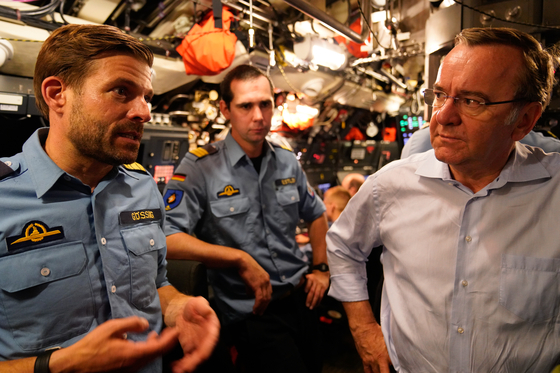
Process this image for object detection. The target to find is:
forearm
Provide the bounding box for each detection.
[0,357,35,373]
[158,284,192,327]
[307,213,329,265]
[343,300,379,331]
[166,232,250,269]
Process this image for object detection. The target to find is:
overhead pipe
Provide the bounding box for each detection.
[281,0,370,43]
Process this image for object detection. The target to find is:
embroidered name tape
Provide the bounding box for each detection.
[275,177,296,187]
[119,209,162,225]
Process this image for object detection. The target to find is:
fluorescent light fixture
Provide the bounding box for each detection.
[294,34,347,71]
[296,105,319,116]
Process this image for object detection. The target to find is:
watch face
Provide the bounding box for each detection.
[314,263,329,272]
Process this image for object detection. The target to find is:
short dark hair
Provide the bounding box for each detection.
[34,24,154,119]
[455,27,558,111]
[220,64,274,108]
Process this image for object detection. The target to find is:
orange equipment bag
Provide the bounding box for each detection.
[176,6,237,76]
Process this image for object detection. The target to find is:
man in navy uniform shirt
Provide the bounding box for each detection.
[164,65,329,373]
[0,24,219,373]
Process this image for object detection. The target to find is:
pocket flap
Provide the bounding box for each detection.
[276,186,300,206]
[210,197,250,218]
[121,222,165,256]
[0,242,86,293]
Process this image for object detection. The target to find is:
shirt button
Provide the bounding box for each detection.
[465,236,472,242]
[230,207,235,212]
[281,275,286,281]
[101,237,107,245]
[457,327,464,334]
[4,161,11,167]
[149,239,155,246]
[40,267,50,277]
[272,252,277,258]
[64,175,71,181]
[262,204,266,209]
[462,280,468,287]
[266,230,270,234]
[111,285,117,293]
[291,196,295,201]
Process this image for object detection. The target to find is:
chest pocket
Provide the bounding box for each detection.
[121,222,165,309]
[0,242,94,351]
[500,254,560,323]
[210,197,251,245]
[275,185,300,206]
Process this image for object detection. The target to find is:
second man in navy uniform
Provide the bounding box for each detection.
[164,64,329,373]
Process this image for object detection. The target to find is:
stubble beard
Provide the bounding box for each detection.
[68,98,141,166]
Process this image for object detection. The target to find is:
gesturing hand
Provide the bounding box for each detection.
[53,316,179,373]
[171,297,221,373]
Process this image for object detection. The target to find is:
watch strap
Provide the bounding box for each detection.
[312,263,329,272]
[34,349,57,373]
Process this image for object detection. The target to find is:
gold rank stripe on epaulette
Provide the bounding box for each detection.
[123,162,148,173]
[189,144,218,159]
[190,148,209,158]
[271,142,293,152]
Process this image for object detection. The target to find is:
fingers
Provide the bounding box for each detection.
[103,316,150,338]
[252,284,272,315]
[304,273,329,310]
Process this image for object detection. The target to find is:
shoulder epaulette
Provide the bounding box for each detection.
[271,142,293,152]
[122,162,148,174]
[0,161,15,180]
[189,144,218,159]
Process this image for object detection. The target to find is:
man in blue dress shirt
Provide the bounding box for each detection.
[327,27,560,373]
[0,24,219,373]
[164,65,329,373]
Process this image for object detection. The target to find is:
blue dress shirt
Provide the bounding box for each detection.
[0,129,169,372]
[164,132,325,324]
[328,143,560,373]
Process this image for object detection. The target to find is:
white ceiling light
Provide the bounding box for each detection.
[294,34,347,71]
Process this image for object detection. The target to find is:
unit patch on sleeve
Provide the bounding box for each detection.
[275,177,296,187]
[119,209,162,225]
[307,182,316,199]
[217,185,240,198]
[163,189,184,211]
[171,174,186,182]
[6,221,65,252]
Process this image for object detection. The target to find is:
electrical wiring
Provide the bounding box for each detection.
[355,0,391,50]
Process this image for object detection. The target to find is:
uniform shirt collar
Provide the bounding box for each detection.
[224,131,275,166]
[23,128,121,198]
[415,142,551,185]
[23,128,67,198]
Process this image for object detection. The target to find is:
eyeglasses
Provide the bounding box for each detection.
[423,89,524,116]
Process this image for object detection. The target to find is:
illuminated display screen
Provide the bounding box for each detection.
[399,115,425,144]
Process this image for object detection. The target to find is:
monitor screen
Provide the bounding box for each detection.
[317,183,331,195]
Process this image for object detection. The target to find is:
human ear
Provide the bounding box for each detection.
[512,102,542,141]
[219,100,230,120]
[42,76,66,114]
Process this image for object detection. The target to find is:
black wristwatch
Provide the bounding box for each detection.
[311,263,329,272]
